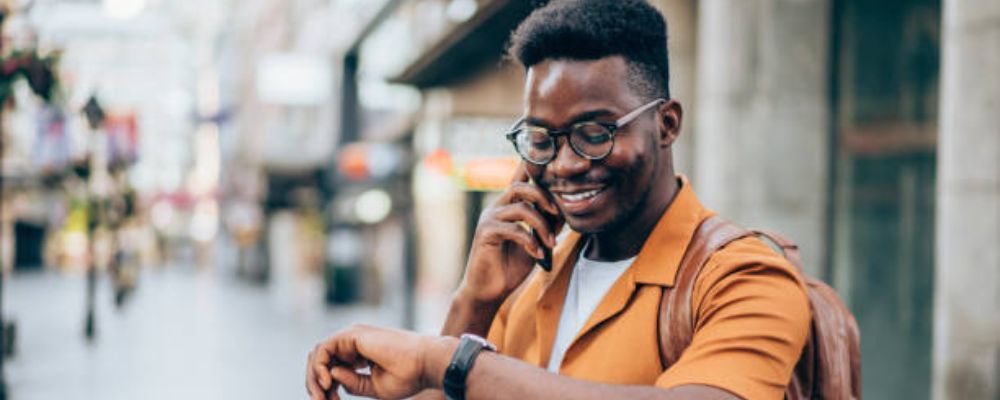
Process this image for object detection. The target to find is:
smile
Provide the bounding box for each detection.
[551,186,607,215]
[557,188,603,202]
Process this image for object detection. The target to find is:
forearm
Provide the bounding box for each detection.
[440,290,502,337]
[466,352,669,400]
[422,337,736,400]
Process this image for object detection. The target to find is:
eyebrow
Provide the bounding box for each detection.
[525,109,618,129]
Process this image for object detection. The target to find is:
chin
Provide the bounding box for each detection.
[563,214,612,235]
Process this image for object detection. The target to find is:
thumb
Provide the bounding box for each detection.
[331,366,376,398]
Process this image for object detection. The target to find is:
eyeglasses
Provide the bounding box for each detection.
[505,98,666,165]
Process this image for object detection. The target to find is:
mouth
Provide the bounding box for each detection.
[556,188,602,202]
[550,186,607,215]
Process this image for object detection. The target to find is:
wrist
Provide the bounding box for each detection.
[454,286,506,310]
[421,335,459,390]
[440,334,497,400]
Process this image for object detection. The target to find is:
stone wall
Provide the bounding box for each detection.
[693,0,832,276]
[933,0,1000,398]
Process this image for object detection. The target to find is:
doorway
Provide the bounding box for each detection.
[830,0,940,398]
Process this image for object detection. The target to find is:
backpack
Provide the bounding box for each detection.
[658,216,862,400]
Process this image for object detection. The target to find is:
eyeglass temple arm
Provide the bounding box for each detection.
[508,98,664,133]
[506,117,526,133]
[615,98,666,126]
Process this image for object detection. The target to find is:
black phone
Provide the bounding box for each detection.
[529,178,559,272]
[533,224,553,271]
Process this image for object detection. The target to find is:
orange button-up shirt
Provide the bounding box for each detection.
[487,177,810,400]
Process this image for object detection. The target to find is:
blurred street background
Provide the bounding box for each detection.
[0,0,996,399]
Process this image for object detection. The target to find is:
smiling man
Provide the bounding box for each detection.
[306,1,810,399]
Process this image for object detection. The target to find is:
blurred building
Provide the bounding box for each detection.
[347,1,997,399]
[0,0,994,399]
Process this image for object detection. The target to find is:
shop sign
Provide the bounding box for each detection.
[338,142,408,182]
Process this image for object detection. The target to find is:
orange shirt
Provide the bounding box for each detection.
[487,177,811,400]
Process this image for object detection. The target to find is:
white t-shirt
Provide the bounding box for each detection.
[546,242,636,373]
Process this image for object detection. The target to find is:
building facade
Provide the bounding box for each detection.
[343,0,997,398]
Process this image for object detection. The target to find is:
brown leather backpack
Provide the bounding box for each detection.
[658,216,862,400]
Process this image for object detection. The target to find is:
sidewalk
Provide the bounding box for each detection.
[4,265,403,400]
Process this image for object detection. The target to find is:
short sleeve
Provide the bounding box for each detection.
[486,295,512,353]
[654,239,811,400]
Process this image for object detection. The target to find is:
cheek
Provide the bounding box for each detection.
[605,137,652,179]
[602,152,655,212]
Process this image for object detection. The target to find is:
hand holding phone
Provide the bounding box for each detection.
[458,162,563,306]
[529,181,562,271]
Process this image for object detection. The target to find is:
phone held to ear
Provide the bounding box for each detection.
[529,178,559,272]
[533,225,553,272]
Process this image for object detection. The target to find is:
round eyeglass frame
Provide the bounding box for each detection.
[504,98,666,165]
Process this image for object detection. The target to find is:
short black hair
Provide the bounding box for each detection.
[508,0,670,101]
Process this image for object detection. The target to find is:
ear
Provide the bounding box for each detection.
[655,100,683,148]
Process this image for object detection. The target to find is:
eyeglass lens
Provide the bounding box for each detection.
[514,123,614,164]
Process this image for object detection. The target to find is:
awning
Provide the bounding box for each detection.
[389,0,541,89]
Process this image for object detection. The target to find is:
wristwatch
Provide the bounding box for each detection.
[443,333,496,400]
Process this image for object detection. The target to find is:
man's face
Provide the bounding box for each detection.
[523,56,661,234]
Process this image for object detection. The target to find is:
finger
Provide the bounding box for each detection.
[509,161,529,184]
[313,361,332,393]
[308,352,333,400]
[326,335,368,369]
[331,366,377,399]
[307,352,323,399]
[317,333,377,398]
[312,346,333,391]
[510,184,561,217]
[489,221,546,259]
[323,364,341,400]
[493,203,556,248]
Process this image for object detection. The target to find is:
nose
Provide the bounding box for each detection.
[547,136,591,179]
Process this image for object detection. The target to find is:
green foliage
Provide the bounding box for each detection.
[0,49,61,104]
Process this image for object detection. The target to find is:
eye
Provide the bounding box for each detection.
[531,140,553,149]
[519,128,553,149]
[575,124,613,144]
[582,134,610,145]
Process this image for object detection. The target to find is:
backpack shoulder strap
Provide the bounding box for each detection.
[658,216,753,369]
[754,229,861,399]
[751,228,804,272]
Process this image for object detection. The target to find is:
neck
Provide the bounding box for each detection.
[585,173,680,262]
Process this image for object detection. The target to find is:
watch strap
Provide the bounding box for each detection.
[443,334,494,400]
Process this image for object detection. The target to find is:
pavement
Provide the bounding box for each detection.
[3,264,404,400]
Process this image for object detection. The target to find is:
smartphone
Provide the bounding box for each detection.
[529,178,559,272]
[533,224,553,271]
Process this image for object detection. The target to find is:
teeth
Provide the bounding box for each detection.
[559,189,601,202]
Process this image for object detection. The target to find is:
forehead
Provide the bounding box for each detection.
[523,56,640,125]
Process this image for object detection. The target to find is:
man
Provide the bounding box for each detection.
[306,1,810,399]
